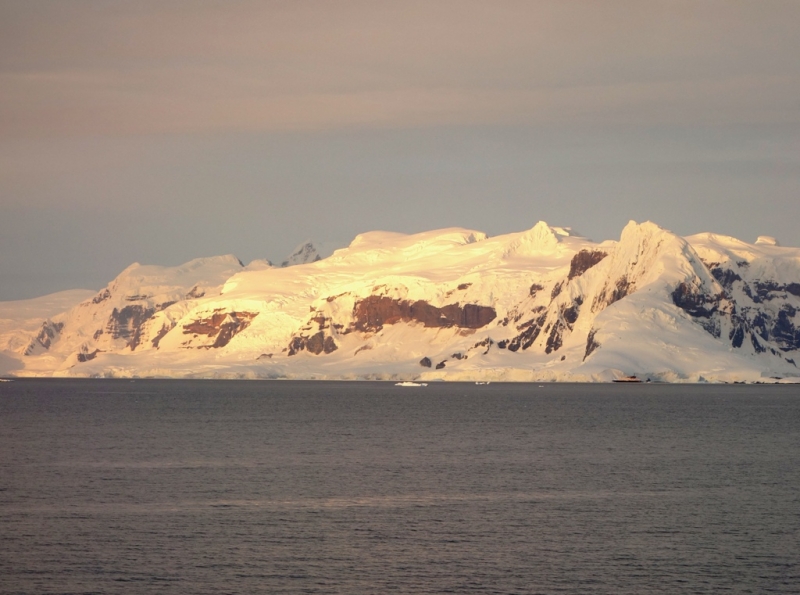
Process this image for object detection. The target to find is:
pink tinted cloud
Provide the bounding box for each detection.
[1,0,799,137]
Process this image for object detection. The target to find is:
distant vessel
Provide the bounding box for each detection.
[395,381,428,387]
[613,376,643,383]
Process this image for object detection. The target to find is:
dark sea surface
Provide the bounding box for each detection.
[1,379,799,594]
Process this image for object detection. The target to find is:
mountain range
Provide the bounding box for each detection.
[1,221,799,382]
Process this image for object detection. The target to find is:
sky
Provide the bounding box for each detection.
[1,0,799,300]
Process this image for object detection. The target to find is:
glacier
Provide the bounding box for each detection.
[1,221,798,383]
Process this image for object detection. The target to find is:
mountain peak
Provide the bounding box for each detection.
[281,241,322,267]
[503,221,569,258]
[281,240,346,267]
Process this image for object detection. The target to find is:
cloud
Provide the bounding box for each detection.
[2,0,800,137]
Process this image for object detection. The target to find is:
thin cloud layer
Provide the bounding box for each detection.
[2,0,800,137]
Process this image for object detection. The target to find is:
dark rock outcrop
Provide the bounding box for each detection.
[591,276,633,312]
[502,312,547,352]
[671,283,721,319]
[107,305,156,349]
[772,306,800,351]
[287,308,340,356]
[473,338,494,354]
[502,294,585,355]
[750,280,800,301]
[288,331,338,356]
[351,296,496,333]
[23,320,64,355]
[77,349,100,362]
[420,357,432,367]
[287,296,496,357]
[185,285,205,299]
[568,250,607,280]
[106,301,178,350]
[672,265,800,353]
[92,289,111,304]
[584,329,600,360]
[151,323,175,349]
[710,266,742,290]
[182,310,258,349]
[545,321,565,354]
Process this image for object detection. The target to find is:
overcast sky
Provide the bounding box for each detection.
[2,0,799,300]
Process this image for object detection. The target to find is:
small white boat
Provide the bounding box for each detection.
[395,381,428,387]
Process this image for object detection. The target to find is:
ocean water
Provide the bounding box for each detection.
[1,379,798,594]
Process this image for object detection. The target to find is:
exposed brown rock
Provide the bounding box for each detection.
[107,305,156,350]
[23,321,64,355]
[503,312,547,352]
[529,283,544,298]
[182,311,258,349]
[471,337,494,354]
[305,331,332,355]
[592,276,633,312]
[288,331,338,356]
[151,323,174,349]
[610,277,632,305]
[583,329,600,361]
[563,304,580,325]
[103,301,180,351]
[77,349,100,363]
[568,250,607,280]
[92,289,111,304]
[544,320,565,354]
[183,311,229,336]
[185,285,206,299]
[351,296,496,333]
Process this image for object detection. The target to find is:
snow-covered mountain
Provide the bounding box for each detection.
[280,240,342,267]
[1,221,798,382]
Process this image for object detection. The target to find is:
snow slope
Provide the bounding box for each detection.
[2,221,798,382]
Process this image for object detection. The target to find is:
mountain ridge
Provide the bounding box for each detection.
[1,221,798,382]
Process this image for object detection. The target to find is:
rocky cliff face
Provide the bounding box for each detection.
[686,237,800,363]
[3,221,798,381]
[285,295,496,356]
